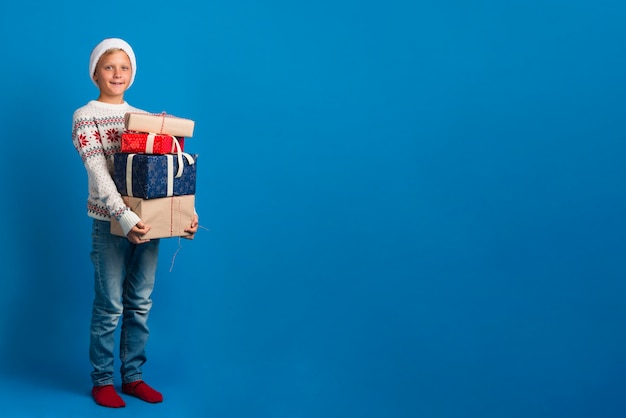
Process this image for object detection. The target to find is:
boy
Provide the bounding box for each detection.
[71,38,198,408]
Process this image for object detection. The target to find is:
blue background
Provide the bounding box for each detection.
[1,1,625,417]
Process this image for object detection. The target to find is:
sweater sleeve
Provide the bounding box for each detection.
[72,108,140,236]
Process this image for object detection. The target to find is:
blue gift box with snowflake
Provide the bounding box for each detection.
[113,152,197,199]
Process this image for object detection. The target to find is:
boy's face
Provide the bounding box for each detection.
[93,50,132,104]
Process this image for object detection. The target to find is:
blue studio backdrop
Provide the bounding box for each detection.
[1,1,626,417]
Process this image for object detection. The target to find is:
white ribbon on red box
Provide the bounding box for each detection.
[144,133,182,154]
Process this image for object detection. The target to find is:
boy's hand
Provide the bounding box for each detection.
[183,214,199,240]
[127,221,151,244]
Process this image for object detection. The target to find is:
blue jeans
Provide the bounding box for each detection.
[89,219,160,386]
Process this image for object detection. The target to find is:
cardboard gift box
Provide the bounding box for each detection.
[121,132,185,154]
[125,112,195,137]
[113,152,198,199]
[110,195,196,239]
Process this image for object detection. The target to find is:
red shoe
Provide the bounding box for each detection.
[92,385,126,408]
[122,380,163,403]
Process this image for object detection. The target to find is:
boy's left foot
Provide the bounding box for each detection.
[122,380,163,403]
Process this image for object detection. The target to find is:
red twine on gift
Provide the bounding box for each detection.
[159,111,167,134]
[167,197,179,271]
[170,196,176,237]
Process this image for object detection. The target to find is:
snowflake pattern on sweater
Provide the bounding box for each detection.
[72,100,146,233]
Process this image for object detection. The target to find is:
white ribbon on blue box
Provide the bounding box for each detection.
[114,150,197,199]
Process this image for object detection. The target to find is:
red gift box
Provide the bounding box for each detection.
[121,132,185,154]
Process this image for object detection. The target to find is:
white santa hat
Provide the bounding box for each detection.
[89,38,137,88]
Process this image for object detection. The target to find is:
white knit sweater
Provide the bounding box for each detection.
[72,100,143,236]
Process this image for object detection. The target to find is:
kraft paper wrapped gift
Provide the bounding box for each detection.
[110,195,196,239]
[125,112,195,137]
[113,152,198,199]
[121,132,185,154]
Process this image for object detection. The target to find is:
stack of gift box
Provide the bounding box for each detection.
[110,112,198,240]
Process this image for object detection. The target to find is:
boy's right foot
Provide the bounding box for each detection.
[92,385,126,408]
